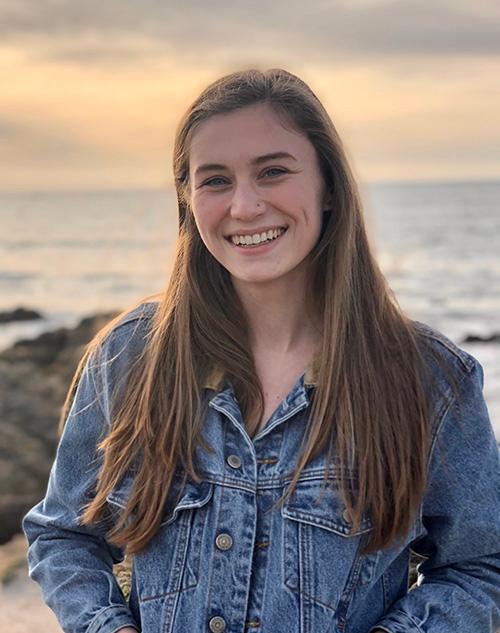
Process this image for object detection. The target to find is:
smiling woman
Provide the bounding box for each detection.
[22,68,500,633]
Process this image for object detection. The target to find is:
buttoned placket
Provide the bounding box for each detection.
[206,378,311,632]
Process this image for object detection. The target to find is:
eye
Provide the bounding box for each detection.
[200,167,288,188]
[262,167,288,178]
[202,176,228,187]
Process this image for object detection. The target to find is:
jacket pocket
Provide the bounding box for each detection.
[281,477,378,614]
[106,474,213,602]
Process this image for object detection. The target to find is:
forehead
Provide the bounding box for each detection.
[188,103,314,169]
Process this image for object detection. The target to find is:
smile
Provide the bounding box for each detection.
[229,227,287,247]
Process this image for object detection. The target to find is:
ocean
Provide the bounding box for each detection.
[1,181,499,437]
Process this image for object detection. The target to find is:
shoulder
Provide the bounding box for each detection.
[411,319,476,377]
[410,320,485,435]
[91,299,160,379]
[110,299,160,335]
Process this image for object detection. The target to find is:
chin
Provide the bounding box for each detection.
[230,270,285,285]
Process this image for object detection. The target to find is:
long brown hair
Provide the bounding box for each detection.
[63,68,453,555]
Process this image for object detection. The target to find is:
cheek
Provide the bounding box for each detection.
[299,200,323,232]
[191,204,224,253]
[191,200,212,236]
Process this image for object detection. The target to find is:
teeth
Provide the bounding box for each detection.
[230,227,286,246]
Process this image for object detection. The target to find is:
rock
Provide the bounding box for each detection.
[0,311,119,544]
[462,332,500,343]
[0,308,43,324]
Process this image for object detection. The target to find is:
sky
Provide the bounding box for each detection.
[1,0,499,192]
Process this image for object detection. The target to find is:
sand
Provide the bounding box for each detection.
[0,535,61,632]
[0,533,134,632]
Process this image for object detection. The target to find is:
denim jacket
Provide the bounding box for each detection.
[23,301,500,633]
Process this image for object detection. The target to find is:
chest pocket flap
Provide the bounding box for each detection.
[106,472,213,526]
[281,477,373,537]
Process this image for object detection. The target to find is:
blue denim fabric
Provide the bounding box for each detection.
[23,302,500,633]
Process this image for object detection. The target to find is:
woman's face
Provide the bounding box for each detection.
[187,102,328,287]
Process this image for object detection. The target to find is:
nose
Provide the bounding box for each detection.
[229,183,266,221]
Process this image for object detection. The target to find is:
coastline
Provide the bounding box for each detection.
[0,308,119,546]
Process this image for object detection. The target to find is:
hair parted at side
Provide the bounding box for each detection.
[62,67,456,556]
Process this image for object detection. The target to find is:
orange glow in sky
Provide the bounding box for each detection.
[1,1,499,192]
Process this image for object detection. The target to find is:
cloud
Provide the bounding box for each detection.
[0,114,106,164]
[1,1,499,189]
[0,118,26,141]
[1,0,499,68]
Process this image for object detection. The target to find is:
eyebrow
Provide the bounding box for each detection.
[193,151,297,178]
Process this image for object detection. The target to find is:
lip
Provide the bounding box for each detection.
[224,225,287,239]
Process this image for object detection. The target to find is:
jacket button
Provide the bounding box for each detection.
[209,616,226,632]
[215,533,233,551]
[342,508,351,523]
[226,454,241,469]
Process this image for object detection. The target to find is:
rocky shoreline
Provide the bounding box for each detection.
[0,308,118,545]
[1,306,499,546]
[0,308,43,324]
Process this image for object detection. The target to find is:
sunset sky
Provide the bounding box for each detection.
[1,0,499,192]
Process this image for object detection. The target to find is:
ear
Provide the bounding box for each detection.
[322,189,334,211]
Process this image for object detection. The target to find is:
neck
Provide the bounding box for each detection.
[232,267,320,355]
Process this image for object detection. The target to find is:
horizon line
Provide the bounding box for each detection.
[0,176,499,196]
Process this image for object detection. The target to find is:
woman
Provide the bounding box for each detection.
[23,68,500,633]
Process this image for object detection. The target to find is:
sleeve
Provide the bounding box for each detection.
[369,358,500,633]
[22,344,141,633]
